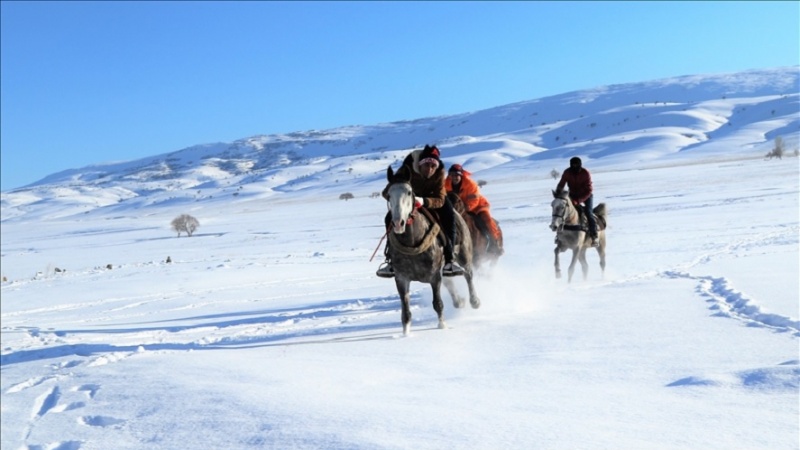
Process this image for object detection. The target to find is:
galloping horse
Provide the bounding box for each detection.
[449,193,504,270]
[549,190,607,282]
[384,166,480,335]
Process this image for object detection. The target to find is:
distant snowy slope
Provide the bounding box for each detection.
[1,66,797,222]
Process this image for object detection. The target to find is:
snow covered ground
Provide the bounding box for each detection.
[2,152,798,450]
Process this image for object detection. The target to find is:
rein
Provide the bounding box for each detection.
[388,210,441,255]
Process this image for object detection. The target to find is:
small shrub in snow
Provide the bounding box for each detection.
[339,193,354,201]
[765,136,784,160]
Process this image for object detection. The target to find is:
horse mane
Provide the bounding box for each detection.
[553,189,569,200]
[448,192,466,215]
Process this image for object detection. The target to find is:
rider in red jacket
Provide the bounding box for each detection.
[556,157,598,246]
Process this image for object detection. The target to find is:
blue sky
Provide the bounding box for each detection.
[1,1,798,191]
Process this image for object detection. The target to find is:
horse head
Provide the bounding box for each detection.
[386,165,415,234]
[550,190,571,231]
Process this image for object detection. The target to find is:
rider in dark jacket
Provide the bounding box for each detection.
[555,156,598,246]
[377,144,465,278]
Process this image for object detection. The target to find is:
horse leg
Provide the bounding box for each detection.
[554,246,562,279]
[443,277,465,308]
[567,249,580,283]
[431,278,447,330]
[395,278,412,335]
[578,247,589,281]
[464,268,481,309]
[597,234,606,279]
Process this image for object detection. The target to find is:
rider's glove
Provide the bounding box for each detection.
[415,196,424,207]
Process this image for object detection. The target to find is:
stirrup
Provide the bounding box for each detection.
[442,262,465,277]
[376,261,395,278]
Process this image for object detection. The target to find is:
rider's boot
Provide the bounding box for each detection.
[376,241,395,278]
[588,230,599,247]
[376,258,395,278]
[442,242,465,277]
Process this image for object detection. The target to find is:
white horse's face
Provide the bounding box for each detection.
[550,197,568,231]
[387,182,415,234]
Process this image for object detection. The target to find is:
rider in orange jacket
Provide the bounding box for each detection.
[445,164,503,255]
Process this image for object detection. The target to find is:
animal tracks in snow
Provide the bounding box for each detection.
[11,373,127,449]
[2,293,415,449]
[663,270,800,336]
[33,386,61,418]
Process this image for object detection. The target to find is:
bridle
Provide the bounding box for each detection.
[386,181,439,255]
[387,181,417,228]
[551,196,578,232]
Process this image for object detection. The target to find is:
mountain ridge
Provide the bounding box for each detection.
[2,66,798,222]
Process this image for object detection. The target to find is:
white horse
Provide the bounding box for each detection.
[549,190,607,282]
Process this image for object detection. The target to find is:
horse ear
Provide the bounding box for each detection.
[387,165,394,181]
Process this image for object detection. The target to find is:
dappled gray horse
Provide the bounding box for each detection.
[549,190,607,282]
[385,166,480,335]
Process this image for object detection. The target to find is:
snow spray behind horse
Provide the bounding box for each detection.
[549,190,607,282]
[384,166,480,335]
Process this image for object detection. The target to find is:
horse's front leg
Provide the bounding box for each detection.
[431,277,447,330]
[395,278,412,335]
[554,245,562,279]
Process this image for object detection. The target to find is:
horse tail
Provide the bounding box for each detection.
[594,203,608,230]
[593,203,607,219]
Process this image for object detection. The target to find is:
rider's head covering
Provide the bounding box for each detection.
[448,163,471,177]
[419,145,441,169]
[569,157,582,170]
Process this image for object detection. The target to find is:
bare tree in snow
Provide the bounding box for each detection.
[171,214,200,237]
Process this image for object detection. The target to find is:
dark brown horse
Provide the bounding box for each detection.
[384,167,480,335]
[448,193,504,270]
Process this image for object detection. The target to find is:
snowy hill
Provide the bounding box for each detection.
[1,67,799,450]
[2,66,798,222]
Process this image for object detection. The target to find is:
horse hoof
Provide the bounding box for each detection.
[438,321,447,330]
[470,298,481,309]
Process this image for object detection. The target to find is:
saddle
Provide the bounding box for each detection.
[576,205,606,231]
